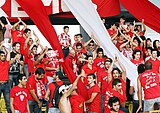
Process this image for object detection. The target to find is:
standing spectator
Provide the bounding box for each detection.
[93,48,106,72]
[131,49,144,66]
[69,89,85,113]
[0,46,11,113]
[0,18,6,42]
[65,49,78,75]
[10,74,30,113]
[45,72,64,113]
[81,55,97,85]
[11,17,27,44]
[137,62,160,112]
[147,49,160,73]
[153,40,160,57]
[136,19,146,36]
[107,22,117,38]
[26,67,46,113]
[129,64,145,113]
[9,42,24,88]
[58,74,84,113]
[58,26,71,58]
[108,96,124,113]
[85,73,101,113]
[0,16,12,50]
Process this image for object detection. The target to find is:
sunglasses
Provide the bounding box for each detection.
[89,44,94,46]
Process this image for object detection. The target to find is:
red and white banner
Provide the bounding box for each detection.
[0,0,120,22]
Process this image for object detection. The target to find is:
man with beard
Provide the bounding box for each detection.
[108,96,124,113]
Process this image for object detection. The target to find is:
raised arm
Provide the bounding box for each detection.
[18,17,27,31]
[117,56,126,82]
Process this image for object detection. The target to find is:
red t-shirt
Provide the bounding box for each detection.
[82,64,97,85]
[116,41,124,50]
[69,94,84,113]
[107,29,116,37]
[93,57,105,72]
[104,89,126,113]
[26,75,46,100]
[147,58,160,73]
[11,29,24,44]
[0,60,9,81]
[48,81,63,108]
[88,84,101,113]
[139,70,160,100]
[97,69,108,94]
[19,36,26,55]
[23,46,29,64]
[131,59,144,66]
[10,86,29,113]
[46,58,59,77]
[27,53,35,73]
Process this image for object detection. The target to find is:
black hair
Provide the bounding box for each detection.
[24,28,31,34]
[17,74,26,83]
[133,37,141,46]
[76,33,83,38]
[63,26,69,30]
[137,64,145,74]
[0,50,5,55]
[86,55,93,60]
[31,45,38,50]
[96,47,104,54]
[132,49,141,59]
[12,42,20,47]
[112,78,122,88]
[120,15,126,20]
[87,73,96,80]
[105,58,113,64]
[153,40,159,49]
[151,48,158,54]
[35,67,45,75]
[108,96,120,107]
[112,68,121,75]
[76,43,83,48]
[145,62,152,70]
[0,16,8,24]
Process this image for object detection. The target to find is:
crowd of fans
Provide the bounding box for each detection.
[0,15,160,113]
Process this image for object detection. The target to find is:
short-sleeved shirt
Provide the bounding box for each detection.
[27,53,35,74]
[10,86,29,113]
[131,59,144,66]
[97,69,108,94]
[139,70,160,100]
[88,84,101,113]
[26,75,46,100]
[58,33,71,48]
[93,57,105,72]
[147,58,160,73]
[0,60,9,81]
[9,52,24,75]
[11,29,24,44]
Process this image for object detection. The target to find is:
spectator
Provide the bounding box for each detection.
[129,64,145,113]
[0,46,11,113]
[11,17,27,44]
[58,26,71,58]
[85,73,101,113]
[108,96,124,113]
[0,18,6,42]
[10,74,30,113]
[147,49,160,74]
[26,67,46,113]
[131,49,144,66]
[9,42,24,88]
[153,40,160,57]
[45,71,64,113]
[137,62,160,112]
[58,74,84,113]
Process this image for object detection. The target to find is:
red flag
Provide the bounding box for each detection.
[15,0,88,100]
[92,0,120,17]
[120,0,160,33]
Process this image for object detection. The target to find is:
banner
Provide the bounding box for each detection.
[63,0,138,83]
[120,0,160,33]
[16,0,88,100]
[0,0,120,22]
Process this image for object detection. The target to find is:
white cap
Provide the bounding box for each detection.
[59,84,72,93]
